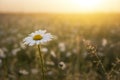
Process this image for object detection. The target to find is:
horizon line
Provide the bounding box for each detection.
[1,11,120,14]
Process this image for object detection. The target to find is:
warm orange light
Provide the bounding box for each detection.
[69,0,102,12]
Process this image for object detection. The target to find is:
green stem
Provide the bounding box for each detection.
[94,53,107,79]
[107,62,117,79]
[38,45,45,80]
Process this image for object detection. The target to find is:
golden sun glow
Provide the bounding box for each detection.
[69,0,102,12]
[0,0,120,13]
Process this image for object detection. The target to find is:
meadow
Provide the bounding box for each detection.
[0,13,120,80]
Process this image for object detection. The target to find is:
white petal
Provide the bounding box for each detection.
[29,32,35,37]
[23,29,54,46]
[38,30,46,36]
[29,41,35,46]
[36,41,40,45]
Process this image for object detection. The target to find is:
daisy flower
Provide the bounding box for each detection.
[58,61,66,70]
[23,29,55,80]
[23,30,54,46]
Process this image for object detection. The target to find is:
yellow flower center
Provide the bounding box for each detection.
[33,35,43,40]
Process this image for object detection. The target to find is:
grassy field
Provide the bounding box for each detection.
[0,13,120,80]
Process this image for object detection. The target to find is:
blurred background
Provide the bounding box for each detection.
[0,0,120,80]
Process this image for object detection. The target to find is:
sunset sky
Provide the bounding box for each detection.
[0,0,120,13]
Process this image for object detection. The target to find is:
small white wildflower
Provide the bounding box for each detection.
[72,48,77,53]
[0,59,2,64]
[46,61,55,66]
[0,48,6,58]
[50,50,56,58]
[11,48,21,56]
[19,69,29,75]
[58,42,66,52]
[31,68,39,74]
[47,71,53,76]
[102,38,107,47]
[66,52,72,57]
[2,47,8,52]
[20,42,26,49]
[58,61,66,70]
[0,59,2,66]
[23,30,54,46]
[41,47,48,53]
